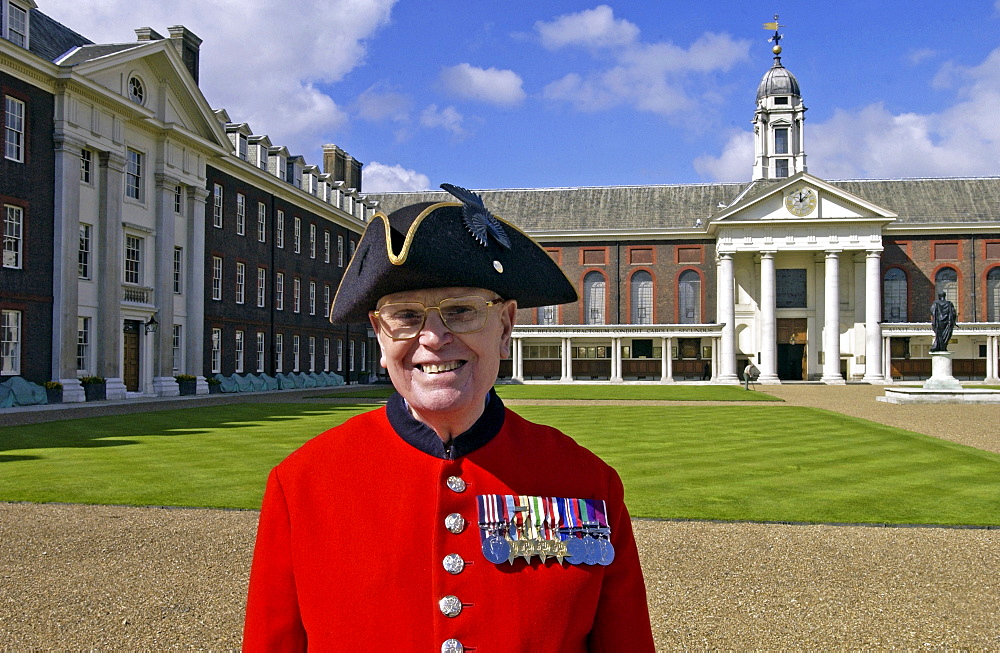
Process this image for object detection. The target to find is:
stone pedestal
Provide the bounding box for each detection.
[924,352,962,391]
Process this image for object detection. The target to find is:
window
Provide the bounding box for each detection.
[293,277,301,313]
[127,76,145,105]
[349,240,356,259]
[257,203,267,242]
[276,272,284,310]
[309,224,316,258]
[324,231,330,263]
[1,309,21,375]
[583,272,605,324]
[988,268,1000,322]
[361,342,366,371]
[349,341,356,372]
[6,3,27,47]
[775,159,789,178]
[309,336,316,372]
[631,271,653,324]
[338,235,344,266]
[4,97,24,162]
[235,262,246,304]
[294,217,301,253]
[774,96,789,105]
[237,134,248,161]
[324,285,331,316]
[211,328,222,373]
[275,333,283,373]
[236,194,246,235]
[76,317,90,372]
[213,184,223,228]
[323,338,330,371]
[678,270,701,324]
[257,267,266,307]
[537,305,556,325]
[125,149,143,200]
[211,256,223,300]
[3,205,22,268]
[256,332,265,373]
[776,269,807,308]
[935,267,958,309]
[774,128,788,154]
[172,325,182,373]
[173,247,183,293]
[309,281,316,316]
[293,335,300,372]
[80,149,92,183]
[883,268,908,322]
[124,235,142,284]
[337,339,343,371]
[235,330,244,373]
[174,185,183,214]
[78,224,92,278]
[276,210,285,248]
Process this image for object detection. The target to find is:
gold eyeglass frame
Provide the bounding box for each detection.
[373,296,505,341]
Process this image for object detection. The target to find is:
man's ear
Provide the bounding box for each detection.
[498,300,517,359]
[369,311,388,369]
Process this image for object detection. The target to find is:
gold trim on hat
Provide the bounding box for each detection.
[380,201,459,266]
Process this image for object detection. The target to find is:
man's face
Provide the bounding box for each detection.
[370,286,516,425]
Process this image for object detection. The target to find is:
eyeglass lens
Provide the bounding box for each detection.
[378,296,494,338]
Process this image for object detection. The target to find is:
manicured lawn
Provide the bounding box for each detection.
[2,402,998,526]
[313,383,781,402]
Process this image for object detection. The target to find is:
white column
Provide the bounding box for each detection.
[153,175,180,397]
[611,338,622,383]
[712,337,720,381]
[757,251,779,383]
[666,337,674,382]
[561,337,573,382]
[821,250,845,384]
[513,337,524,382]
[863,249,885,383]
[52,135,86,402]
[97,152,127,400]
[987,335,1000,383]
[882,336,893,383]
[717,252,739,382]
[660,337,672,383]
[186,186,210,393]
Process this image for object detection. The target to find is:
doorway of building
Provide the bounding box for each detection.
[777,318,807,380]
[123,321,141,392]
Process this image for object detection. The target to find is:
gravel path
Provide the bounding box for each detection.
[2,384,999,650]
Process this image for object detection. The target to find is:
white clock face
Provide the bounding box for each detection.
[785,187,817,217]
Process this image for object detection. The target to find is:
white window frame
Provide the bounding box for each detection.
[293,335,300,372]
[174,185,183,214]
[3,204,23,269]
[236,193,246,235]
[257,202,267,242]
[124,234,143,285]
[275,333,283,373]
[349,340,356,372]
[309,336,316,372]
[256,331,265,373]
[213,184,223,228]
[172,324,183,373]
[211,256,223,301]
[309,223,316,259]
[6,3,28,48]
[309,281,316,316]
[324,285,331,316]
[78,223,92,279]
[361,341,366,371]
[211,328,222,374]
[276,272,284,310]
[324,230,330,263]
[293,217,301,254]
[1,309,21,375]
[80,149,92,184]
[173,247,183,294]
[76,316,90,373]
[4,96,24,162]
[256,267,266,308]
[235,329,244,373]
[293,277,301,313]
[337,339,343,371]
[276,210,284,248]
[125,148,143,201]
[338,235,344,267]
[323,338,330,371]
[235,261,246,304]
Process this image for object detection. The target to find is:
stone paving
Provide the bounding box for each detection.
[1,384,999,650]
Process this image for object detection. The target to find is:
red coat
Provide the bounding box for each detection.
[243,405,654,652]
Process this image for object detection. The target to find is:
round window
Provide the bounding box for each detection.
[128,76,145,105]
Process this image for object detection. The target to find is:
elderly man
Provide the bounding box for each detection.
[243,185,654,652]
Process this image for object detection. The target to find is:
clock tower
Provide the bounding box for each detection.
[752,18,807,181]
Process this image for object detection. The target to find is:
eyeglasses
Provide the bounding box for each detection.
[374,296,504,340]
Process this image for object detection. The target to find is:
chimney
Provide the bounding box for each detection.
[135,27,165,41]
[167,25,202,85]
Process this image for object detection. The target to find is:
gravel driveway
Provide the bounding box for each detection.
[2,384,999,650]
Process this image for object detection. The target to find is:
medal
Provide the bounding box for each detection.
[593,499,615,566]
[478,494,512,564]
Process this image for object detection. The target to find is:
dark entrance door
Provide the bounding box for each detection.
[777,344,805,380]
[123,321,140,392]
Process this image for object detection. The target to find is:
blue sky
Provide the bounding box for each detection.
[40,0,1000,192]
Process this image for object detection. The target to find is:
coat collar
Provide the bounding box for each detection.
[386,388,505,460]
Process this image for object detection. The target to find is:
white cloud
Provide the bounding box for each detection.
[354,85,412,123]
[363,162,431,193]
[419,104,467,138]
[542,31,750,116]
[695,47,1000,181]
[40,0,397,164]
[439,63,526,106]
[535,5,639,50]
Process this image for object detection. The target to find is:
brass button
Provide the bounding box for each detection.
[444,513,466,534]
[442,554,465,575]
[439,595,462,618]
[446,476,466,493]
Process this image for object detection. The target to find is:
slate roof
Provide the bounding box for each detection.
[369,177,1000,233]
[55,42,146,66]
[27,10,92,62]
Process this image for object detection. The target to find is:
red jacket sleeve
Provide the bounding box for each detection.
[242,468,307,652]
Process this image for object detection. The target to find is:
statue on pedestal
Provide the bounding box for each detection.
[930,292,957,352]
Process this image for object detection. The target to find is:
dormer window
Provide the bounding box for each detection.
[5,2,27,48]
[127,76,145,105]
[238,133,248,161]
[774,96,789,105]
[774,128,788,154]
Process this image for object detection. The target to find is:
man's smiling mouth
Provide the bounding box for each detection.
[418,361,465,374]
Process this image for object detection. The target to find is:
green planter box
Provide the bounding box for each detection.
[45,387,63,404]
[178,380,197,396]
[83,384,106,402]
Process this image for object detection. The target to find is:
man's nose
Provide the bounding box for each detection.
[418,307,453,345]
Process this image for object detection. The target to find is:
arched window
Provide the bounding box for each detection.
[883,268,907,322]
[678,270,701,324]
[583,272,605,324]
[537,305,557,325]
[987,267,1000,322]
[630,271,653,324]
[935,267,958,308]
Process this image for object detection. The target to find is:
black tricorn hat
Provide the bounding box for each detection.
[329,184,578,324]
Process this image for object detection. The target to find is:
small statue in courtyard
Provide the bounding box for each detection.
[930,292,957,352]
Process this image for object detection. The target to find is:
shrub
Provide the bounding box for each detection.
[43,381,63,390]
[206,377,222,385]
[174,374,197,383]
[80,376,105,385]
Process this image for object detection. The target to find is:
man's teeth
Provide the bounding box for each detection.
[420,361,463,374]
